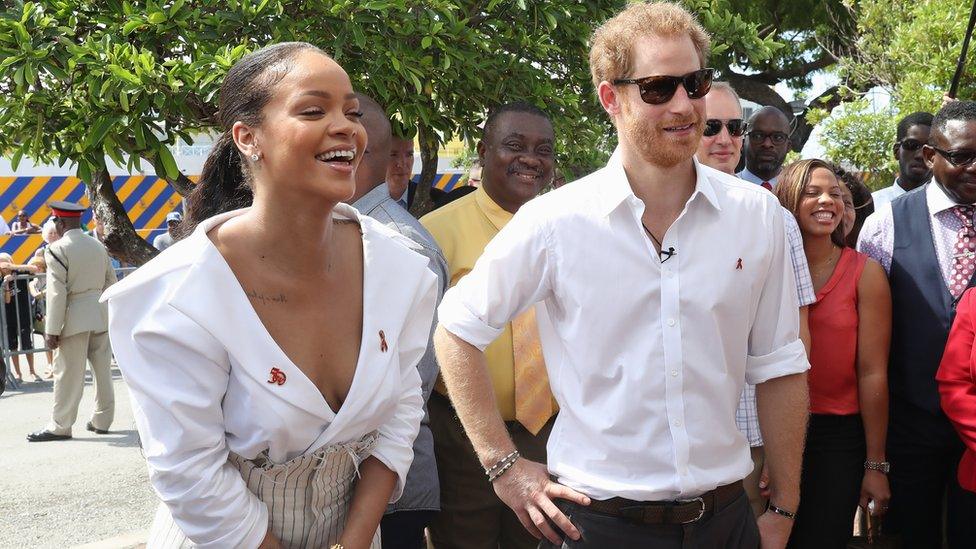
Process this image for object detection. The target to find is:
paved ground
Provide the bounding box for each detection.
[0,355,153,548]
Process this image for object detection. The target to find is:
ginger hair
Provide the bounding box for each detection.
[589,1,711,91]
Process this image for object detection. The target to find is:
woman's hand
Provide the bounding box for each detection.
[859,470,891,516]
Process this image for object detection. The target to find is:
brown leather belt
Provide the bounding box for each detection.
[586,481,743,525]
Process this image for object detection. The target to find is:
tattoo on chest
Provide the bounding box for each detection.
[245,288,287,305]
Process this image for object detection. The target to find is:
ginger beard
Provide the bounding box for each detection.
[620,98,704,168]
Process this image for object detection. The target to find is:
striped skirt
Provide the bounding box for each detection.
[147,432,381,548]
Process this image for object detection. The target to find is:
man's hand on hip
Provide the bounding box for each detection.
[492,458,590,544]
[44,334,59,350]
[757,510,793,549]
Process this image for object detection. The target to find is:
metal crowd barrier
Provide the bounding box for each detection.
[0,266,135,394]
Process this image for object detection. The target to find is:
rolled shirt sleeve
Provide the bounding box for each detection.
[438,202,553,350]
[745,203,810,385]
[371,268,438,502]
[107,294,268,548]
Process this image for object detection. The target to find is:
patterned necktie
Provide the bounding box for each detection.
[761,181,773,191]
[512,307,554,435]
[950,205,976,298]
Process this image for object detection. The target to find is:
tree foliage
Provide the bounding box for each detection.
[813,0,973,185]
[1,0,811,263]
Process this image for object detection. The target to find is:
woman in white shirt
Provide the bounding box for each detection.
[102,42,437,549]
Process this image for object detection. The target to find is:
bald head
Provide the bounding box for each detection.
[744,106,792,180]
[352,93,393,202]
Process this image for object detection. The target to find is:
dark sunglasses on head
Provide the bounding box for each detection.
[746,131,790,145]
[898,138,925,151]
[703,119,746,137]
[929,146,976,167]
[613,68,714,105]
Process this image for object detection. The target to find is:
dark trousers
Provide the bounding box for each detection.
[380,510,436,549]
[539,489,759,548]
[787,414,865,549]
[882,405,976,549]
[428,392,554,549]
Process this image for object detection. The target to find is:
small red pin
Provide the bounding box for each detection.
[267,367,286,385]
[379,330,388,352]
[735,258,743,270]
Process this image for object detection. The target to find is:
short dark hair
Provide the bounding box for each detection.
[931,101,976,140]
[896,111,933,141]
[482,101,552,142]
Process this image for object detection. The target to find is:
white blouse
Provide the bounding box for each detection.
[103,205,437,548]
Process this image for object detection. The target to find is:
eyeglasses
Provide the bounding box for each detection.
[898,138,925,151]
[746,131,790,145]
[929,146,976,167]
[703,119,747,137]
[613,68,714,105]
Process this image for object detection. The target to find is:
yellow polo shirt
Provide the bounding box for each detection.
[421,186,519,420]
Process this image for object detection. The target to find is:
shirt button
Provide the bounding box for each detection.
[671,370,678,377]
[663,269,673,277]
[667,318,676,327]
[674,419,682,427]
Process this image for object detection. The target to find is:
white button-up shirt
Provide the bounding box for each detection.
[438,157,809,501]
[870,179,909,212]
[103,206,437,547]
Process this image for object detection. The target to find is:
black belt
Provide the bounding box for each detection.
[586,481,743,525]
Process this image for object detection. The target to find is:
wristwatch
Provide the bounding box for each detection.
[864,460,891,474]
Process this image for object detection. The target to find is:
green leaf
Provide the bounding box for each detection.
[156,145,179,180]
[76,159,92,183]
[122,20,143,36]
[409,72,423,94]
[421,36,432,49]
[107,64,141,85]
[10,145,25,172]
[148,12,167,25]
[120,91,129,112]
[86,117,115,149]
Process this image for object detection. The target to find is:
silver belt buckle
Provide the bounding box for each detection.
[679,496,705,523]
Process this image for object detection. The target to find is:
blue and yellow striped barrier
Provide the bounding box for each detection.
[0,175,185,263]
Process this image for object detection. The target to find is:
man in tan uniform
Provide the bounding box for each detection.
[28,201,117,442]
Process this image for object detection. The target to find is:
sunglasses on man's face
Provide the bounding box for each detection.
[929,146,976,167]
[703,119,747,138]
[898,138,925,152]
[613,68,714,105]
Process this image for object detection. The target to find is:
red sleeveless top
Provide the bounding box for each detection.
[808,247,868,415]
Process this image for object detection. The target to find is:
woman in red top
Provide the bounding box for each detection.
[938,289,976,492]
[775,159,892,548]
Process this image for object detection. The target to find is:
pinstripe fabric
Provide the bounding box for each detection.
[147,432,381,548]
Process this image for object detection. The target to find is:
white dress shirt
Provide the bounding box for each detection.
[102,205,437,548]
[870,179,908,212]
[737,167,777,187]
[858,181,972,286]
[438,156,809,501]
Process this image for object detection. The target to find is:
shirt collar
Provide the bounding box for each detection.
[474,185,513,231]
[926,178,959,214]
[600,148,722,216]
[351,183,393,214]
[738,167,777,186]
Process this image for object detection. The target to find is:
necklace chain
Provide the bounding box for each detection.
[641,222,664,250]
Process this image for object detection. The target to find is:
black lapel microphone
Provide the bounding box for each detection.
[661,247,677,263]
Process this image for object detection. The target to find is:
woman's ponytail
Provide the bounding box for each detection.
[177,132,253,238]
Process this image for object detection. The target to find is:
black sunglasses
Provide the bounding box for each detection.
[898,138,925,151]
[703,119,747,137]
[613,68,714,105]
[929,146,976,167]
[746,131,790,145]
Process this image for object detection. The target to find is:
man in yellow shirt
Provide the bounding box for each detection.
[421,102,557,548]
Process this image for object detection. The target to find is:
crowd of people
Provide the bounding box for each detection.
[9,1,972,548]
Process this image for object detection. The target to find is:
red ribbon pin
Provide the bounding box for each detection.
[267,367,286,385]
